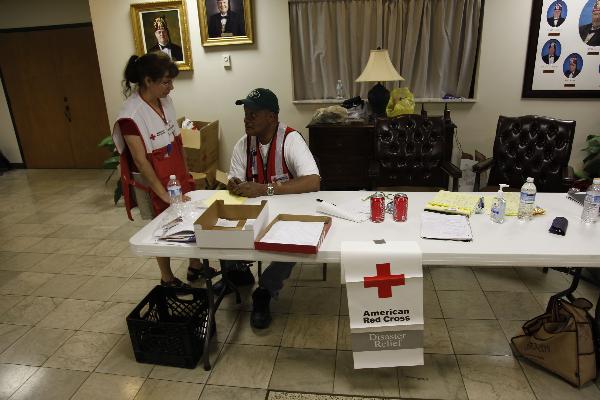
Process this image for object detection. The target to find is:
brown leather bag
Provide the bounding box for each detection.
[511,297,597,387]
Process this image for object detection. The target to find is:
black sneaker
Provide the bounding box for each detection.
[213,261,255,294]
[187,262,218,282]
[251,287,272,329]
[160,277,191,289]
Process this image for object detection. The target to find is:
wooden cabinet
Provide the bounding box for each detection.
[307,122,374,190]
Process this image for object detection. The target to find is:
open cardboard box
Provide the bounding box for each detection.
[178,118,219,187]
[194,200,268,249]
[254,214,332,254]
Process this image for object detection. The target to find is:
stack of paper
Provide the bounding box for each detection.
[420,211,473,241]
[259,221,325,246]
[316,200,369,223]
[425,191,480,216]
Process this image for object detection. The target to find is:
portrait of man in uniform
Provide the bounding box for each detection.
[141,11,184,61]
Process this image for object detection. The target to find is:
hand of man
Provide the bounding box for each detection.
[227,177,242,194]
[233,182,267,198]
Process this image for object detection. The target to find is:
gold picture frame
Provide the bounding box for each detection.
[130,1,193,71]
[197,0,253,47]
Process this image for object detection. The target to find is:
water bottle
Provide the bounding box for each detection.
[336,79,344,100]
[167,174,183,216]
[517,177,537,220]
[581,178,600,223]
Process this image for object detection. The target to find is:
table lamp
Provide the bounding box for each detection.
[355,48,404,117]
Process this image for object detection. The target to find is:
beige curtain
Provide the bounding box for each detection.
[289,0,481,100]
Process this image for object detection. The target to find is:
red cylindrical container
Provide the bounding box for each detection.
[370,192,385,223]
[393,193,408,222]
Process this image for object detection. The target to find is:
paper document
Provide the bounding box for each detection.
[316,199,369,223]
[425,191,480,216]
[203,190,246,206]
[215,218,239,228]
[420,211,473,241]
[259,221,325,246]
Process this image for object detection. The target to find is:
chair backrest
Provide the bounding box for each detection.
[489,115,575,192]
[373,114,454,188]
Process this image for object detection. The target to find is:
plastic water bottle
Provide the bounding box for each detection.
[581,178,600,223]
[167,174,183,216]
[517,177,537,220]
[336,80,344,99]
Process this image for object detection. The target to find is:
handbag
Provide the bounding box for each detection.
[511,297,597,387]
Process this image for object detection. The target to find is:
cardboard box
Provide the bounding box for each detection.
[254,214,332,254]
[178,119,219,185]
[194,200,269,249]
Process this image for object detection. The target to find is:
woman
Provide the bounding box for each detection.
[112,52,201,288]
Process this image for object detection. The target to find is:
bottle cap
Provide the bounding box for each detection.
[527,177,534,182]
[593,178,600,184]
[169,175,176,180]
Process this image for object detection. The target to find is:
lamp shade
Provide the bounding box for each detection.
[355,49,404,82]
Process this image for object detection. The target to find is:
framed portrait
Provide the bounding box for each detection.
[523,0,600,98]
[130,1,193,71]
[197,0,253,46]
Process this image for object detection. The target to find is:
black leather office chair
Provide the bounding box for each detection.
[473,115,575,192]
[369,113,461,191]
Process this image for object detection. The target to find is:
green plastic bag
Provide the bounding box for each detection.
[386,87,415,117]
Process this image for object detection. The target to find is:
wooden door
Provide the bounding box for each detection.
[0,25,109,168]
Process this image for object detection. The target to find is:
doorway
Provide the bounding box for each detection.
[0,24,109,168]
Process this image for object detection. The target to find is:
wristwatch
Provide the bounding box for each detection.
[266,183,275,196]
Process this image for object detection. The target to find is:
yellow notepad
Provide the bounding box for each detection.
[203,190,246,207]
[425,191,480,216]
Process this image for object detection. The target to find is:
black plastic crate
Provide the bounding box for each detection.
[127,285,208,369]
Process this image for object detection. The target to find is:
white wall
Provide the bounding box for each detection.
[0,0,92,164]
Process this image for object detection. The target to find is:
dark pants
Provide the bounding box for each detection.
[220,260,296,298]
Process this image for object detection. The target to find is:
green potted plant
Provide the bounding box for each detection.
[98,136,122,204]
[580,134,600,180]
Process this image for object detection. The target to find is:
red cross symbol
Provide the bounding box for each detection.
[150,134,156,140]
[363,263,405,298]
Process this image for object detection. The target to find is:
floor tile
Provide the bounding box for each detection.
[56,238,100,255]
[133,379,203,400]
[71,372,144,400]
[446,319,511,355]
[8,367,89,400]
[340,286,348,316]
[516,268,570,292]
[61,255,113,276]
[26,238,71,254]
[0,324,30,354]
[296,263,341,287]
[86,240,129,256]
[398,353,467,399]
[80,301,134,334]
[424,290,443,318]
[474,268,529,292]
[337,315,351,351]
[519,357,600,399]
[0,253,46,271]
[207,343,278,388]
[227,311,286,346]
[37,299,104,330]
[424,318,453,354]
[437,290,495,319]
[31,274,92,298]
[0,237,43,252]
[498,319,526,343]
[0,272,55,295]
[2,223,62,238]
[109,278,156,303]
[457,355,536,400]
[0,294,25,317]
[333,350,399,397]
[44,331,120,371]
[0,326,74,366]
[70,275,126,301]
[486,291,543,320]
[281,314,338,349]
[96,335,153,378]
[28,254,74,273]
[149,342,223,384]
[269,347,336,393]
[50,224,120,240]
[0,296,62,325]
[0,364,38,400]
[199,385,266,400]
[97,257,145,278]
[430,267,480,291]
[212,309,239,343]
[133,258,184,280]
[290,287,341,315]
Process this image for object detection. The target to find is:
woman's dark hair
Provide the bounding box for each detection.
[123,52,179,96]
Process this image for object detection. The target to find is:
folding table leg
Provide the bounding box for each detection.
[322,263,327,281]
[202,258,215,371]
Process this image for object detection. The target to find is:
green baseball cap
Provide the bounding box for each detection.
[235,88,279,113]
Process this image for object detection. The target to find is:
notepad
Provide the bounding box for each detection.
[425,191,480,216]
[420,211,473,241]
[203,190,246,207]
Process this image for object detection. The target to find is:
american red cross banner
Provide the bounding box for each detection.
[341,241,423,368]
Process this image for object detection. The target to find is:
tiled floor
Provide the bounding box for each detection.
[0,169,599,400]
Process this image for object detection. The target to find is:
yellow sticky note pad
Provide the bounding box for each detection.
[203,190,246,206]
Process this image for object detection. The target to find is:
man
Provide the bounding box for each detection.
[580,0,600,46]
[542,42,559,64]
[564,57,581,78]
[227,88,320,329]
[547,3,565,27]
[148,16,184,61]
[208,0,246,38]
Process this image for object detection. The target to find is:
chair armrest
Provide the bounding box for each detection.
[472,158,494,173]
[562,165,575,188]
[440,161,461,192]
[368,160,380,179]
